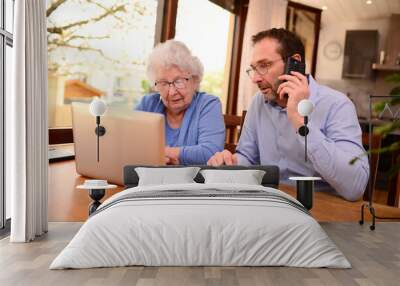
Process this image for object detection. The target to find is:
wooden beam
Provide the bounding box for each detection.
[161,0,178,42]
[226,0,248,115]
[311,9,321,77]
[287,1,322,14]
[209,0,236,13]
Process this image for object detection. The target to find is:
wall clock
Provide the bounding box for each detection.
[323,41,342,60]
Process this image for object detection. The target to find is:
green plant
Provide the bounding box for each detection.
[200,71,224,98]
[351,73,400,176]
[141,79,152,94]
[372,73,400,176]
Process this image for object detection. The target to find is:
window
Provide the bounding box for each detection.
[5,0,13,33]
[46,0,249,145]
[286,1,322,76]
[47,0,160,128]
[175,0,234,111]
[1,0,14,231]
[4,43,11,222]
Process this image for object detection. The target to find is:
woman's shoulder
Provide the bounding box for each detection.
[141,92,161,103]
[136,93,161,111]
[192,92,223,119]
[195,92,222,106]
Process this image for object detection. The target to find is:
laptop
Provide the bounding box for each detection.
[72,102,166,185]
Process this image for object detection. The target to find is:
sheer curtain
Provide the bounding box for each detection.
[237,0,287,113]
[7,0,48,242]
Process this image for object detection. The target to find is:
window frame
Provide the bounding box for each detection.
[286,1,322,77]
[226,0,248,116]
[1,0,14,231]
[48,0,249,142]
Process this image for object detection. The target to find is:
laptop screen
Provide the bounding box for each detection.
[72,102,166,185]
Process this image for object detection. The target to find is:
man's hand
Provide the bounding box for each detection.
[165,147,180,165]
[207,150,238,166]
[277,71,310,130]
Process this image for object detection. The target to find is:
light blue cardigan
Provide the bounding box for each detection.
[135,92,225,165]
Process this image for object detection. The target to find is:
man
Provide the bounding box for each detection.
[208,28,369,201]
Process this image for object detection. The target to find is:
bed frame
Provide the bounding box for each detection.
[123,165,280,189]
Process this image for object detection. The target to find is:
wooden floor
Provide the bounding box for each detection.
[49,159,400,222]
[1,222,400,286]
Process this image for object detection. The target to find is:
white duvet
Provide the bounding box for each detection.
[50,183,351,269]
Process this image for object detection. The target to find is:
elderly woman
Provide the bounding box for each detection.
[135,40,225,165]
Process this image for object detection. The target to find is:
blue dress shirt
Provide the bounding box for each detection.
[135,92,225,165]
[236,75,369,201]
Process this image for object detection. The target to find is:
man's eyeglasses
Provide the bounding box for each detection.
[154,77,190,91]
[246,58,283,78]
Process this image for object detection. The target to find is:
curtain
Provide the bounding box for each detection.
[237,0,288,113]
[7,0,48,242]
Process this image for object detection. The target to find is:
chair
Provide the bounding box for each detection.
[223,110,247,153]
[362,132,382,201]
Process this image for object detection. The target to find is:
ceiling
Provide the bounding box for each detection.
[291,0,400,22]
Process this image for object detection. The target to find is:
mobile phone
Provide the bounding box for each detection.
[282,58,306,98]
[284,57,306,75]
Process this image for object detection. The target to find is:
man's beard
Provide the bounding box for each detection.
[263,88,278,102]
[258,80,280,102]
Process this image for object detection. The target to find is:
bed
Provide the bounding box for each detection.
[50,165,350,269]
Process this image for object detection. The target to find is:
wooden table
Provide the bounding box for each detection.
[49,159,400,222]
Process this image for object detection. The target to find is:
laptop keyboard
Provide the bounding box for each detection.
[48,146,75,162]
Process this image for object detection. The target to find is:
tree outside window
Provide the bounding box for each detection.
[46,0,159,127]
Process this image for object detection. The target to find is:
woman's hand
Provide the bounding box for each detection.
[165,146,180,165]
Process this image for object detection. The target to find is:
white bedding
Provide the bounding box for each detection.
[50,183,351,269]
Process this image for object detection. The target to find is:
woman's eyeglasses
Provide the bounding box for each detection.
[155,77,190,91]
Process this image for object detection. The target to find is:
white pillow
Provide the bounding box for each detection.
[135,167,200,186]
[200,169,266,185]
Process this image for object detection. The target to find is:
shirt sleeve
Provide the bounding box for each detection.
[135,94,163,113]
[235,97,260,166]
[180,98,225,165]
[134,96,148,111]
[299,99,369,201]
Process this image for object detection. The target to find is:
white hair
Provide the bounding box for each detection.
[146,40,204,86]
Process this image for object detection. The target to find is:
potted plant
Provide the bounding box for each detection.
[371,73,400,176]
[351,73,400,173]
